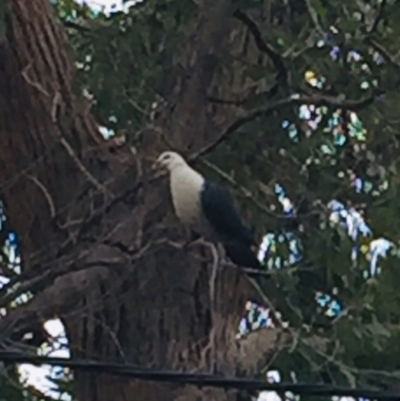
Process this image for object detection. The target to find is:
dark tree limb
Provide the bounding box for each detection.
[195,92,378,158]
[207,83,279,107]
[367,0,387,34]
[233,9,288,88]
[0,266,111,347]
[61,19,91,33]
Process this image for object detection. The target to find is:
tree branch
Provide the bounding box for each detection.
[365,37,400,70]
[194,92,377,158]
[368,0,386,34]
[207,83,279,107]
[0,266,109,346]
[233,9,288,88]
[61,19,91,33]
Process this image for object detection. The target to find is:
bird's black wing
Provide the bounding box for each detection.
[200,180,261,269]
[200,180,254,245]
[223,241,262,269]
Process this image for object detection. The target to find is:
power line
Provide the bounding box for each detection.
[0,352,399,400]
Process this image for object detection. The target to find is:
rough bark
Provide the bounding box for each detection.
[0,1,284,401]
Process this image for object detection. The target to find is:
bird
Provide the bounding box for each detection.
[153,151,262,269]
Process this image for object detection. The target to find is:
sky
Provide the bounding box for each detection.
[76,0,138,14]
[78,0,121,12]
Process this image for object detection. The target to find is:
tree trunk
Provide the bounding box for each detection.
[0,1,284,401]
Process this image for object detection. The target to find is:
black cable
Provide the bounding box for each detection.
[0,352,399,400]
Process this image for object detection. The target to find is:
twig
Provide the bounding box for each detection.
[21,64,50,97]
[304,0,325,36]
[95,319,127,360]
[51,92,61,122]
[242,267,271,277]
[26,175,56,218]
[59,137,112,197]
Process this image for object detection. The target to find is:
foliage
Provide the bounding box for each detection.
[25,0,400,395]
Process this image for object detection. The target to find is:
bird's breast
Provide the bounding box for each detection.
[170,172,203,229]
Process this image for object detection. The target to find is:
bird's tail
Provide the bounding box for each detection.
[223,241,262,269]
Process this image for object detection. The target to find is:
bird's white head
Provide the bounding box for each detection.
[154,151,187,172]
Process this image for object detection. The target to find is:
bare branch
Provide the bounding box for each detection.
[21,64,50,97]
[26,175,56,218]
[59,136,112,197]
